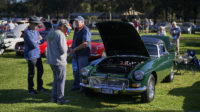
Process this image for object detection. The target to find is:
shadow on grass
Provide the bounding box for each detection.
[30,107,182,112]
[0,89,51,103]
[168,81,200,112]
[0,50,24,59]
[184,41,200,48]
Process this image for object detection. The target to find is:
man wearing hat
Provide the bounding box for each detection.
[46,19,71,104]
[70,16,91,91]
[23,16,46,94]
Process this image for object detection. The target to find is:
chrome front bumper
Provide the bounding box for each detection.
[80,83,147,94]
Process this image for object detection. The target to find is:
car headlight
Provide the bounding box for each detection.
[134,70,145,81]
[80,67,90,77]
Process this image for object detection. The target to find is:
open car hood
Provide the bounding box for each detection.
[10,23,29,38]
[96,21,149,57]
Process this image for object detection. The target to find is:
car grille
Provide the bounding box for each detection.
[88,76,129,88]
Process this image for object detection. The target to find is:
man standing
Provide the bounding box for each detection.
[23,16,46,94]
[70,16,91,91]
[170,21,181,55]
[46,19,71,104]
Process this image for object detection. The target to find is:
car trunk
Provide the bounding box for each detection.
[96,56,148,74]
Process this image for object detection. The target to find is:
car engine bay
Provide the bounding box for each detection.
[97,57,147,74]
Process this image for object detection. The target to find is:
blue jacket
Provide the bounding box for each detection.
[72,25,91,56]
[23,27,42,60]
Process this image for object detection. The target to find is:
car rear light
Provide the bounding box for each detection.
[92,45,103,54]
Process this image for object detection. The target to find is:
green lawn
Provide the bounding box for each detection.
[0,31,200,112]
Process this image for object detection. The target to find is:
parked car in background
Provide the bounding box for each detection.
[0,20,8,33]
[15,32,105,60]
[90,32,105,60]
[192,24,200,34]
[0,33,6,55]
[80,21,176,103]
[15,39,73,57]
[180,22,196,34]
[150,21,171,32]
[1,23,29,50]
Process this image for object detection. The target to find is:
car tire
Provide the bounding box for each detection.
[0,49,4,55]
[141,75,155,103]
[165,66,174,82]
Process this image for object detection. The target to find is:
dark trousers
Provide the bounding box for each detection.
[27,58,44,91]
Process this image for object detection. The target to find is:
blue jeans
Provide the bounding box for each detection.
[77,56,89,88]
[50,65,66,101]
[72,70,79,89]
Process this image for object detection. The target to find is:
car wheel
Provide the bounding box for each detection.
[0,49,4,55]
[141,75,155,103]
[165,66,174,82]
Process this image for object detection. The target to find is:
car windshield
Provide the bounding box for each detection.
[145,44,158,56]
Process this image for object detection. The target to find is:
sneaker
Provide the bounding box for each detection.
[57,99,69,105]
[37,87,48,92]
[28,90,38,94]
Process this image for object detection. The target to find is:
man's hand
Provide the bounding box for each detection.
[38,35,43,40]
[70,47,76,54]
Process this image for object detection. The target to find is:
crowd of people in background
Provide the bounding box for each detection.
[132,18,154,33]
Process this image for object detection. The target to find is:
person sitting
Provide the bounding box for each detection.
[157,26,166,36]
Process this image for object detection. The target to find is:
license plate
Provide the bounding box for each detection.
[101,88,113,94]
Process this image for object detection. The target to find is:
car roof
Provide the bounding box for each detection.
[141,35,170,49]
[141,37,164,45]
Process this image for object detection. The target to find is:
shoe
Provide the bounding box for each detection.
[28,90,38,94]
[37,87,48,92]
[57,99,69,105]
[70,88,79,91]
[50,99,57,103]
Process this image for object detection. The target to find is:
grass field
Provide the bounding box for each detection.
[0,32,200,112]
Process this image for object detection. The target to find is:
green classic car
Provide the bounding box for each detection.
[80,21,176,103]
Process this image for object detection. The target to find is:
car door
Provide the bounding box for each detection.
[155,44,172,82]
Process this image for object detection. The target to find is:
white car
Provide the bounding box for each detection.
[1,23,29,50]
